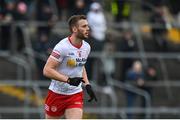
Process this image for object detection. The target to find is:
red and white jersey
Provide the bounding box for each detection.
[49,36,91,95]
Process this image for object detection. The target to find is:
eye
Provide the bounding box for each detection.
[85,25,90,29]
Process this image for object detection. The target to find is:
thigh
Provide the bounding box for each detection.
[65,108,83,119]
[44,90,66,118]
[65,92,84,119]
[45,114,61,119]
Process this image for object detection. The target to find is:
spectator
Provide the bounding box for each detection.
[67,0,94,17]
[0,0,5,20]
[168,0,180,15]
[0,1,16,50]
[86,2,107,82]
[36,2,54,36]
[139,65,158,118]
[111,0,131,22]
[4,0,16,21]
[119,30,137,81]
[151,7,166,36]
[0,1,29,52]
[56,0,68,20]
[144,65,158,95]
[32,33,51,80]
[145,65,158,82]
[150,5,173,52]
[14,1,29,52]
[87,2,107,51]
[125,60,145,118]
[72,0,87,15]
[125,61,158,118]
[0,0,5,49]
[100,39,116,86]
[14,1,28,20]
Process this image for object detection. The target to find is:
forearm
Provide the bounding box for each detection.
[43,67,68,82]
[82,67,97,102]
[82,66,90,85]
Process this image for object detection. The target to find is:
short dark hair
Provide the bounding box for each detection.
[68,15,87,33]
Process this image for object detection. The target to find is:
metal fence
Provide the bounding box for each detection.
[0,51,180,118]
[0,19,180,118]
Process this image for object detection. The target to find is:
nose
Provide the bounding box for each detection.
[87,26,90,31]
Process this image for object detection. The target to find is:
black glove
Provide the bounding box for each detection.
[67,77,84,86]
[85,84,97,102]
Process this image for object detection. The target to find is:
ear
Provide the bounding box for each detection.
[72,26,78,33]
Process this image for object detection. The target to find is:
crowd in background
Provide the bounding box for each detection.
[0,1,180,117]
[0,0,179,52]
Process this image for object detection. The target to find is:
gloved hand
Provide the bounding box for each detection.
[67,77,84,86]
[85,84,97,102]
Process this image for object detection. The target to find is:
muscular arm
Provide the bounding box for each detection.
[43,57,68,82]
[82,66,97,102]
[82,66,90,85]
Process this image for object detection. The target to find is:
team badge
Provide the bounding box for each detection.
[51,106,57,112]
[67,58,76,67]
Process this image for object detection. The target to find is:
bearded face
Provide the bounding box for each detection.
[76,29,88,39]
[75,19,90,39]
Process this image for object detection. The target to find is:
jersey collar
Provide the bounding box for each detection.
[68,36,83,49]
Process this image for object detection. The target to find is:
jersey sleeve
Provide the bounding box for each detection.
[87,43,91,55]
[50,43,65,62]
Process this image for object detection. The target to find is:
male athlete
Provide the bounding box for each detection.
[43,15,97,119]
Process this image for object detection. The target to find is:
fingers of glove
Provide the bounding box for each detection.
[91,93,97,102]
[87,91,97,102]
[70,83,79,86]
[94,95,98,101]
[68,80,80,86]
[88,96,97,102]
[85,85,97,102]
[75,80,81,85]
[73,77,83,81]
[74,83,80,86]
[71,77,84,83]
[68,77,83,86]
[88,98,93,102]
[74,77,84,84]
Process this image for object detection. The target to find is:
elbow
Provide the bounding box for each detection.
[43,66,49,78]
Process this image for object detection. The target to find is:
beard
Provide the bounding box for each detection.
[77,31,88,40]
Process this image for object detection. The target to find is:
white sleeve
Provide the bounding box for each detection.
[87,43,91,56]
[50,43,65,62]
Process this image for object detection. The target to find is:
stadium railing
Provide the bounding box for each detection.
[0,21,180,118]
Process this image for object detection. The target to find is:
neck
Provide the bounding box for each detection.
[69,34,82,49]
[70,34,82,45]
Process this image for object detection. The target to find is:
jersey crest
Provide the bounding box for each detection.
[67,58,76,67]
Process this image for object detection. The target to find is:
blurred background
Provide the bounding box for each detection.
[0,0,180,119]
